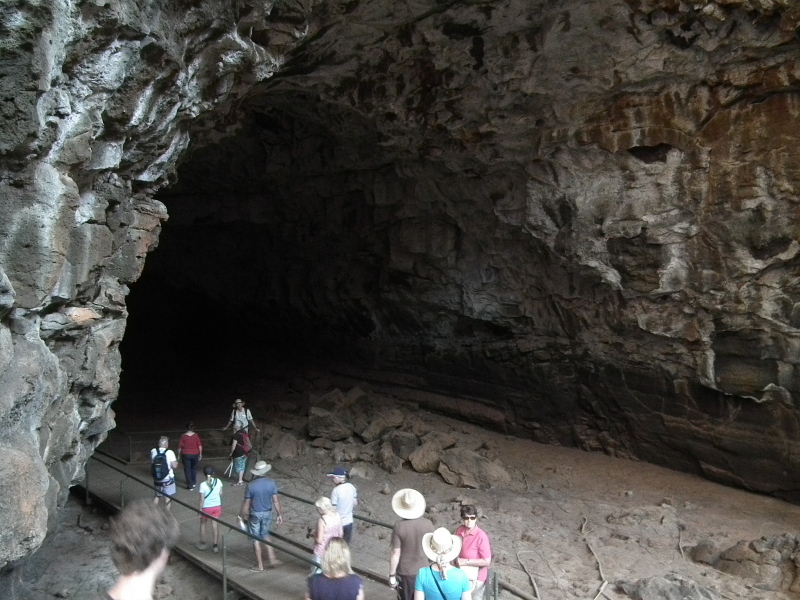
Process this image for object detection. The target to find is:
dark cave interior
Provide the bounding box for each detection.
[116,90,562,430]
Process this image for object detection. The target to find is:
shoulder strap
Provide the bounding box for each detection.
[204,479,218,499]
[430,566,452,600]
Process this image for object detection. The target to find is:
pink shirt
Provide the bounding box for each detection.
[456,525,491,582]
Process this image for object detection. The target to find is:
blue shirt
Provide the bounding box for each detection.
[307,573,362,600]
[415,565,469,600]
[245,477,278,512]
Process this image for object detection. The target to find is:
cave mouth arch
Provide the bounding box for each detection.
[117,90,544,427]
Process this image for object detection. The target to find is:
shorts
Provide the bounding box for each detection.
[201,505,222,519]
[154,479,176,497]
[248,510,273,539]
[233,456,247,473]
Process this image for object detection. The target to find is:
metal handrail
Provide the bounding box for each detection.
[277,489,395,530]
[87,455,314,561]
[88,452,525,600]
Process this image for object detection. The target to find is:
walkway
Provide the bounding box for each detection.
[84,453,394,600]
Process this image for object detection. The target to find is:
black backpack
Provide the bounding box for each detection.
[151,448,169,481]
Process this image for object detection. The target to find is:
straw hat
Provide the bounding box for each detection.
[422,527,462,563]
[391,488,426,520]
[250,461,272,476]
[232,398,244,407]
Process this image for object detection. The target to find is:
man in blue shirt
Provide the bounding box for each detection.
[239,461,284,571]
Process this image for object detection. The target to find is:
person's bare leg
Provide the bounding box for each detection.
[253,540,264,570]
[200,519,207,544]
[211,521,219,546]
[164,497,172,511]
[265,536,282,566]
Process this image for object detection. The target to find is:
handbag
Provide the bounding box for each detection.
[460,565,480,591]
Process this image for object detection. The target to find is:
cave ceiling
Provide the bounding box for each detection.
[2,0,800,568]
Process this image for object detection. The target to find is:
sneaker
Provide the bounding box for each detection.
[212,545,219,554]
[195,542,209,551]
[188,485,195,490]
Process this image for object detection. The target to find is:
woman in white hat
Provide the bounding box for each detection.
[414,528,471,600]
[222,398,259,434]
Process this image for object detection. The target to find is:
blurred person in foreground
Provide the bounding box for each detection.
[306,538,364,600]
[103,499,179,600]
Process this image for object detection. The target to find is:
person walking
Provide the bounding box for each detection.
[239,460,283,571]
[178,422,202,490]
[454,505,491,600]
[103,500,179,600]
[229,428,249,486]
[196,466,222,553]
[389,488,434,600]
[312,497,343,573]
[150,436,178,510]
[222,398,259,434]
[414,528,471,600]
[328,466,357,543]
[306,538,364,600]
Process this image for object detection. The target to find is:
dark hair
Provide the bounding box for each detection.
[186,421,194,430]
[109,500,179,575]
[460,504,478,519]
[204,466,215,476]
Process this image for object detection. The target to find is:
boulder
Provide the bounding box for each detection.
[262,431,304,459]
[309,388,347,412]
[386,430,420,460]
[408,441,442,473]
[437,448,511,489]
[348,462,376,480]
[307,406,353,441]
[620,573,718,600]
[377,442,404,473]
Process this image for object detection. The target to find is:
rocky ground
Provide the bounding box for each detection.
[15,376,800,600]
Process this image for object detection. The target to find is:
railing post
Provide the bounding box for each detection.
[120,476,128,508]
[85,465,91,505]
[222,527,234,599]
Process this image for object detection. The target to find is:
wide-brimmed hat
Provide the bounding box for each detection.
[250,461,272,476]
[392,488,426,520]
[232,398,244,407]
[422,527,462,563]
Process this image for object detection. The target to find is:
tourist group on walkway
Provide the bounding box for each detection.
[108,399,492,600]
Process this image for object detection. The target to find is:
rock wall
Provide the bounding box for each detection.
[2,0,800,568]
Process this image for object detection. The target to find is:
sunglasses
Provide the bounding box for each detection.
[462,515,478,521]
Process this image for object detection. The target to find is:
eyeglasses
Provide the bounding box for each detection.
[462,516,477,521]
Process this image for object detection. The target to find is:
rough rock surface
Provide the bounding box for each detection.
[4,0,800,569]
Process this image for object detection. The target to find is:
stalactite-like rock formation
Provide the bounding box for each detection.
[2,0,800,568]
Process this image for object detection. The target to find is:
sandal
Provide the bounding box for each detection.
[249,566,264,572]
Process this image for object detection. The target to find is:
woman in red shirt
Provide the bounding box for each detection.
[178,422,203,490]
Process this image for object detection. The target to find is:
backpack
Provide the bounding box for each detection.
[151,448,169,481]
[240,432,252,455]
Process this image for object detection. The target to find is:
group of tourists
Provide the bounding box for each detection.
[106,398,492,600]
[389,489,491,600]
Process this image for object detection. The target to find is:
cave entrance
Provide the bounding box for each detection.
[117,92,390,427]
